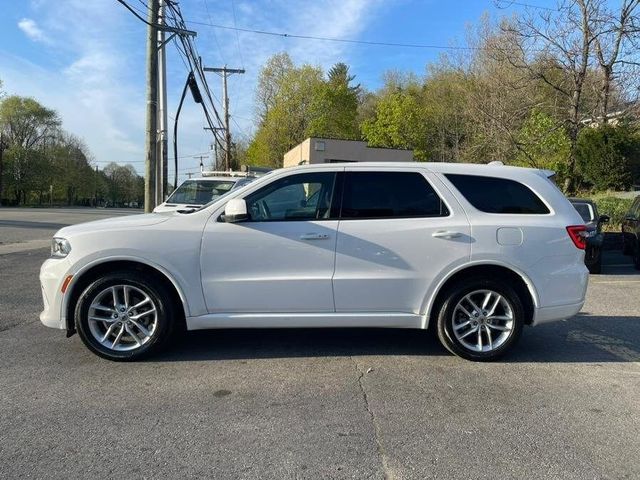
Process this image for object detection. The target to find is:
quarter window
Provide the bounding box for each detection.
[340,171,449,219]
[244,172,336,221]
[445,174,550,214]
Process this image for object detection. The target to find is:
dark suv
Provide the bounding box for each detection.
[569,198,609,274]
[622,195,640,269]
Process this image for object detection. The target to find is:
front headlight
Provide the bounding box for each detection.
[51,237,71,258]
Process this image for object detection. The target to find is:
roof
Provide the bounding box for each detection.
[181,176,242,182]
[280,161,546,177]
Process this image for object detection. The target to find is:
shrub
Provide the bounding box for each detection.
[592,196,634,228]
[576,124,640,191]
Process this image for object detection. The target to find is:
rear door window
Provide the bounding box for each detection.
[445,174,550,214]
[340,171,449,219]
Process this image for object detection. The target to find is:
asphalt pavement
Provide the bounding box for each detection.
[0,208,638,479]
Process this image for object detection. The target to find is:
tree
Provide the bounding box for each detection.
[255,52,295,124]
[577,123,639,190]
[307,63,360,140]
[361,80,430,160]
[248,55,363,167]
[0,96,60,149]
[103,162,143,207]
[501,0,598,193]
[515,110,570,172]
[591,0,640,122]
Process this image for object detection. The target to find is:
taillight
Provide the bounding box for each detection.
[566,225,587,250]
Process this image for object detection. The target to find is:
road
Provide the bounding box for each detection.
[0,208,639,479]
[0,207,141,253]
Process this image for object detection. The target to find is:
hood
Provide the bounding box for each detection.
[55,213,171,237]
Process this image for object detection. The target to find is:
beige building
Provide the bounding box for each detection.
[283,138,414,167]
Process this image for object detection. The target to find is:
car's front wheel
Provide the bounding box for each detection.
[436,278,524,361]
[75,271,175,361]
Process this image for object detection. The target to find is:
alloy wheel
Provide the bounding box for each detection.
[87,284,158,352]
[451,289,515,353]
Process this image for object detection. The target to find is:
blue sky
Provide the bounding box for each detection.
[0,0,557,180]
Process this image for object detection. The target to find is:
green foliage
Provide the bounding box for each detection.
[361,84,429,160]
[247,55,362,167]
[515,110,570,171]
[576,124,640,191]
[0,95,142,206]
[0,95,60,148]
[592,196,634,227]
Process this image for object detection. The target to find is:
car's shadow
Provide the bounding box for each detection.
[149,314,640,363]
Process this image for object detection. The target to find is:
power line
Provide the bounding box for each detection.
[181,18,482,51]
[230,0,245,69]
[495,0,557,11]
[202,0,227,65]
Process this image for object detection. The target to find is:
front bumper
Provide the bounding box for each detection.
[39,257,72,330]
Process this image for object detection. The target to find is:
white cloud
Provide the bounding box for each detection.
[17,18,51,44]
[3,0,387,182]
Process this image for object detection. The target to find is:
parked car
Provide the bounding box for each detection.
[621,195,640,269]
[40,162,588,361]
[153,175,255,212]
[569,198,609,274]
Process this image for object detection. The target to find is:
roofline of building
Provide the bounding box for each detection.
[284,137,414,156]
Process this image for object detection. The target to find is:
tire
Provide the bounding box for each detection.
[74,271,176,361]
[436,277,524,361]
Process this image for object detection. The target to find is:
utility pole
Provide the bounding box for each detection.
[203,66,245,171]
[204,126,225,170]
[156,0,168,205]
[144,0,160,213]
[94,165,99,208]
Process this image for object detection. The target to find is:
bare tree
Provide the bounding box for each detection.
[591,0,640,122]
[501,0,598,193]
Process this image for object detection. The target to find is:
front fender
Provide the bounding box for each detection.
[61,251,201,331]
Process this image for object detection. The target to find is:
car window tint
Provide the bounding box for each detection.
[245,172,336,221]
[445,174,550,214]
[572,202,593,222]
[340,171,448,219]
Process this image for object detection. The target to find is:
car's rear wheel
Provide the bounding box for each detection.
[75,271,175,361]
[436,278,524,361]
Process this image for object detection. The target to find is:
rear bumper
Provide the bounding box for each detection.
[532,300,584,326]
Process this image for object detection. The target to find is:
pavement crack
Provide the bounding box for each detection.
[351,357,392,480]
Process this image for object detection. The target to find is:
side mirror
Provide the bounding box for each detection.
[599,215,610,223]
[223,198,248,223]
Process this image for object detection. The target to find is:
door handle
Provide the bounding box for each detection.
[432,230,462,239]
[300,233,330,240]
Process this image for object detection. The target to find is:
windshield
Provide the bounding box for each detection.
[194,171,274,212]
[572,202,594,223]
[166,179,235,205]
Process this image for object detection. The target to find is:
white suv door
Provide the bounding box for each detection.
[200,170,340,313]
[332,167,471,314]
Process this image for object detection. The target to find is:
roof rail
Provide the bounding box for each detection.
[200,170,254,178]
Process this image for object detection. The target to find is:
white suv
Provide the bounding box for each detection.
[40,162,589,361]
